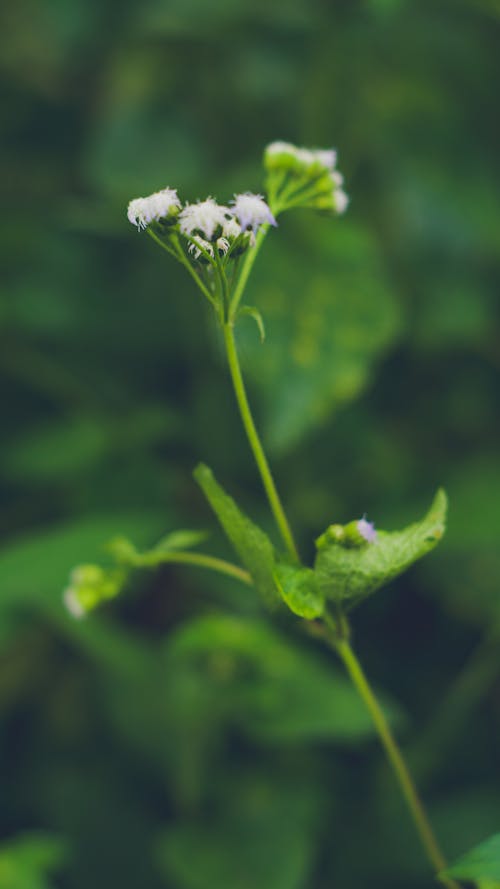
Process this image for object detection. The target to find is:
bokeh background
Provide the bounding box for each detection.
[1,0,499,887]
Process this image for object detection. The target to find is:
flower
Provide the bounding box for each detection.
[127,187,181,230]
[179,198,229,241]
[187,236,214,260]
[334,189,349,214]
[265,141,337,174]
[63,585,86,619]
[216,237,230,255]
[357,517,377,543]
[222,217,243,239]
[231,193,277,233]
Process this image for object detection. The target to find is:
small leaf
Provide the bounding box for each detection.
[439,833,500,884]
[274,563,324,619]
[314,489,447,608]
[194,463,278,603]
[238,305,266,342]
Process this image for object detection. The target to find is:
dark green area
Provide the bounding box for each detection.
[1,1,499,887]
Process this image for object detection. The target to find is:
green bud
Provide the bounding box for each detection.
[63,563,125,618]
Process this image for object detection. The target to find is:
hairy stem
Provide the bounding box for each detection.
[223,321,299,562]
[333,637,461,889]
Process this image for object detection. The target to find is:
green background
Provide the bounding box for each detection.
[1,1,499,887]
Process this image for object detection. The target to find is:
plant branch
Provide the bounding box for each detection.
[332,636,461,889]
[222,321,299,562]
[157,550,252,585]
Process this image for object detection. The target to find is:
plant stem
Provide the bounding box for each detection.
[229,226,269,318]
[159,551,252,585]
[147,229,215,304]
[334,637,461,889]
[222,321,299,562]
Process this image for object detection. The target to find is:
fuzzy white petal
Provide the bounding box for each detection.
[127,187,180,230]
[231,193,276,232]
[179,198,229,240]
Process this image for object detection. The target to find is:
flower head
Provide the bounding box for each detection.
[265,141,337,174]
[222,216,243,240]
[231,193,277,233]
[179,198,229,241]
[357,517,377,544]
[187,236,214,261]
[127,187,181,230]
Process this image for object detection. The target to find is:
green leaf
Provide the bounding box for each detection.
[194,463,278,603]
[239,217,401,453]
[0,833,66,889]
[157,764,322,889]
[274,562,324,619]
[164,614,403,744]
[237,305,266,342]
[439,834,500,884]
[314,489,447,608]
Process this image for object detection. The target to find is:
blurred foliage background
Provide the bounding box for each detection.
[1,0,499,887]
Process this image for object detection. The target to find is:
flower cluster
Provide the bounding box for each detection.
[264,140,348,214]
[127,187,181,230]
[315,516,377,550]
[127,188,277,264]
[63,564,125,618]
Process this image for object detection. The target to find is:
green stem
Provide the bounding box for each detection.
[156,551,252,585]
[334,637,461,889]
[229,226,269,318]
[223,321,299,562]
[147,229,215,305]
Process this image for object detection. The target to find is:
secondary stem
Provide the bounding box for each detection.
[333,637,460,889]
[222,321,299,562]
[229,226,269,317]
[157,551,252,585]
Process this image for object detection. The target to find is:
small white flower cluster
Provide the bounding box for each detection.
[265,140,349,214]
[127,187,181,230]
[127,188,277,260]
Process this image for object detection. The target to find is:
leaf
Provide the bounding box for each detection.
[314,489,447,608]
[237,305,266,342]
[156,763,324,889]
[0,833,66,889]
[439,834,500,884]
[194,463,278,604]
[239,217,401,453]
[274,562,324,619]
[164,614,403,744]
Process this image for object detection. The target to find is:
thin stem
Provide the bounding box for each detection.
[229,226,269,318]
[147,229,215,305]
[334,637,461,889]
[223,321,299,562]
[156,551,252,585]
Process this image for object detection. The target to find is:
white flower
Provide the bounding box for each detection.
[334,189,349,214]
[127,187,181,230]
[63,586,85,619]
[187,236,214,260]
[222,217,242,239]
[231,193,277,232]
[216,237,230,255]
[179,198,229,241]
